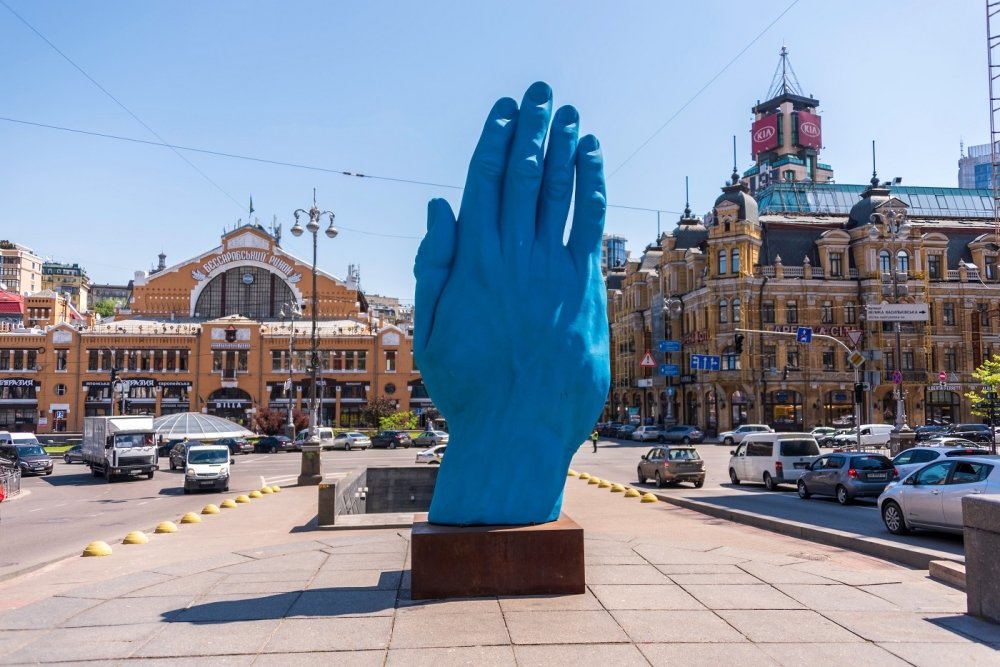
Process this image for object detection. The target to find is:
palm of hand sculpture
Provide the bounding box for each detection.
[414,82,610,526]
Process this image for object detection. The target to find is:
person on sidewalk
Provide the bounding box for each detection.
[591,429,599,453]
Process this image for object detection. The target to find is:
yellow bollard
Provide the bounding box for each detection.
[249,490,263,499]
[588,477,600,485]
[122,531,149,545]
[270,485,281,493]
[567,469,578,477]
[180,512,202,524]
[624,488,641,498]
[640,493,658,503]
[220,499,238,509]
[235,494,251,504]
[260,486,273,494]
[579,472,591,480]
[202,504,220,514]
[597,479,611,488]
[82,541,112,557]
[610,483,626,493]
[155,521,178,533]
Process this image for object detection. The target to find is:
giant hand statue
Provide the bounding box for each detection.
[413,81,610,526]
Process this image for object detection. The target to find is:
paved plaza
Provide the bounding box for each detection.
[0,476,998,665]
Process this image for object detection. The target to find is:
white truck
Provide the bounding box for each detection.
[82,415,158,482]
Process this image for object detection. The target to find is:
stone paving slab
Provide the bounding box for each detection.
[504,609,629,645]
[611,609,747,643]
[588,583,706,610]
[514,643,649,666]
[386,646,515,666]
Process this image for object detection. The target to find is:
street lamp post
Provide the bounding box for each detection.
[279,302,302,440]
[291,190,337,486]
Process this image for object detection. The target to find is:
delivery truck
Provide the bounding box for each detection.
[82,415,158,481]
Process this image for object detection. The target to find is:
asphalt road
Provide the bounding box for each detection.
[0,447,422,581]
[570,437,965,558]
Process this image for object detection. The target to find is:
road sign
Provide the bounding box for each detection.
[892,369,902,385]
[690,354,721,371]
[847,330,864,346]
[795,326,813,343]
[659,364,680,376]
[848,350,865,368]
[658,340,681,353]
[640,352,656,367]
[666,386,675,397]
[939,370,947,382]
[865,303,930,322]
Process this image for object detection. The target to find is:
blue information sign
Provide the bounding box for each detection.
[796,326,813,344]
[658,340,681,353]
[659,364,680,376]
[689,354,721,371]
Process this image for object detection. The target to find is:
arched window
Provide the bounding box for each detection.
[896,250,910,274]
[732,298,741,323]
[193,267,296,319]
[718,250,728,275]
[731,248,740,274]
[718,299,728,323]
[878,250,891,274]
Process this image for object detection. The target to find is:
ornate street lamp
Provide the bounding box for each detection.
[278,302,302,440]
[291,189,337,486]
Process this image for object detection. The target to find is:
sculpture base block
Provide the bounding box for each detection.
[410,513,584,600]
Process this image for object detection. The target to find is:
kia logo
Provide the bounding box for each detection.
[801,121,820,137]
[753,126,775,143]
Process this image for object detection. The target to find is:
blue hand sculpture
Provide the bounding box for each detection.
[413,81,610,526]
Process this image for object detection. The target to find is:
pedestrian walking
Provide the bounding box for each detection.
[591,429,599,453]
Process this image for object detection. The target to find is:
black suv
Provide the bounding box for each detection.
[946,423,995,444]
[371,430,412,449]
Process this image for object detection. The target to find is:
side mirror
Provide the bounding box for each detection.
[903,476,915,486]
[640,454,647,461]
[230,458,235,464]
[730,450,735,456]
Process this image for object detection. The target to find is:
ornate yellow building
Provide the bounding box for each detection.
[0,224,431,434]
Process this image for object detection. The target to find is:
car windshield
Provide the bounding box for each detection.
[188,450,229,464]
[17,445,45,457]
[667,449,700,461]
[348,432,365,438]
[116,433,154,448]
[779,440,820,456]
[852,456,892,470]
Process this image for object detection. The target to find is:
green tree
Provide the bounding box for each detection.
[362,396,398,428]
[93,298,117,318]
[380,410,417,431]
[965,354,1000,424]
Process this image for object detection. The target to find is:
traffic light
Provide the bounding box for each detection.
[110,366,118,384]
[734,334,745,354]
[854,382,865,403]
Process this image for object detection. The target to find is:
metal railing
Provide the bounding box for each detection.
[0,465,21,499]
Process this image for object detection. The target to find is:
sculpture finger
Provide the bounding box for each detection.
[413,197,457,357]
[567,134,607,274]
[499,81,552,266]
[456,96,518,264]
[536,105,579,250]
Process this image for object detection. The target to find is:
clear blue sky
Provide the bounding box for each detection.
[0,1,988,303]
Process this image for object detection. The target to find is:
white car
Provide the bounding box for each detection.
[415,444,446,464]
[332,431,371,450]
[879,455,1000,535]
[631,426,664,442]
[890,445,992,480]
[719,424,773,446]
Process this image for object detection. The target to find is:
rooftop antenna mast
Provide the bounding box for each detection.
[766,45,804,100]
[988,1,1000,249]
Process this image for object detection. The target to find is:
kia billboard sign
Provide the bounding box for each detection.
[797,111,822,149]
[751,115,779,156]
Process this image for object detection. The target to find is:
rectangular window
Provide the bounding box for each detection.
[385,350,396,372]
[822,349,835,371]
[13,350,23,370]
[928,254,941,280]
[902,350,914,371]
[411,350,419,372]
[829,252,843,277]
[786,348,799,368]
[238,351,248,372]
[0,350,8,371]
[166,350,177,371]
[786,301,798,324]
[763,345,777,370]
[56,349,68,371]
[762,301,775,324]
[26,350,36,370]
[943,303,956,326]
[844,302,857,324]
[179,350,189,372]
[212,351,223,372]
[153,350,163,372]
[271,350,283,372]
[944,348,957,371]
[821,301,834,324]
[987,256,998,281]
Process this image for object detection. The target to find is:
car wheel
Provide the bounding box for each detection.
[881,501,909,535]
[724,437,734,446]
[797,480,810,499]
[147,471,154,480]
[763,472,776,491]
[169,459,176,471]
[655,471,665,488]
[682,436,691,444]
[729,468,740,485]
[64,455,70,463]
[183,488,190,495]
[270,446,278,454]
[693,479,704,488]
[345,443,352,451]
[836,485,851,505]
[223,486,229,493]
[390,442,396,449]
[657,436,665,443]
[46,470,53,475]
[637,467,647,484]
[91,466,100,478]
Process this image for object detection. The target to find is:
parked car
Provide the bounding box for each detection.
[371,430,413,449]
[615,424,637,439]
[914,424,948,442]
[599,422,623,437]
[728,433,821,490]
[292,427,338,450]
[944,423,996,444]
[0,443,53,476]
[636,446,706,488]
[890,445,993,480]
[254,435,293,453]
[63,444,84,464]
[879,455,1000,535]
[413,430,449,447]
[217,437,253,455]
[831,424,892,450]
[809,427,838,446]
[719,424,774,446]
[631,426,664,442]
[415,444,446,464]
[158,438,183,458]
[796,452,896,504]
[921,437,980,448]
[659,425,705,444]
[168,440,197,471]
[332,431,372,450]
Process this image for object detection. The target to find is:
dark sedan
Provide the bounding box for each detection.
[63,444,85,464]
[659,425,705,444]
[217,437,254,455]
[371,430,412,449]
[254,435,293,453]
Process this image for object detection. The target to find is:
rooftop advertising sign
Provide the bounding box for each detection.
[751,115,780,156]
[797,111,822,149]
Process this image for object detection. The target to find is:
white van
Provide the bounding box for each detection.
[728,432,822,490]
[831,424,892,449]
[293,428,336,451]
[7,432,40,446]
[183,442,232,494]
